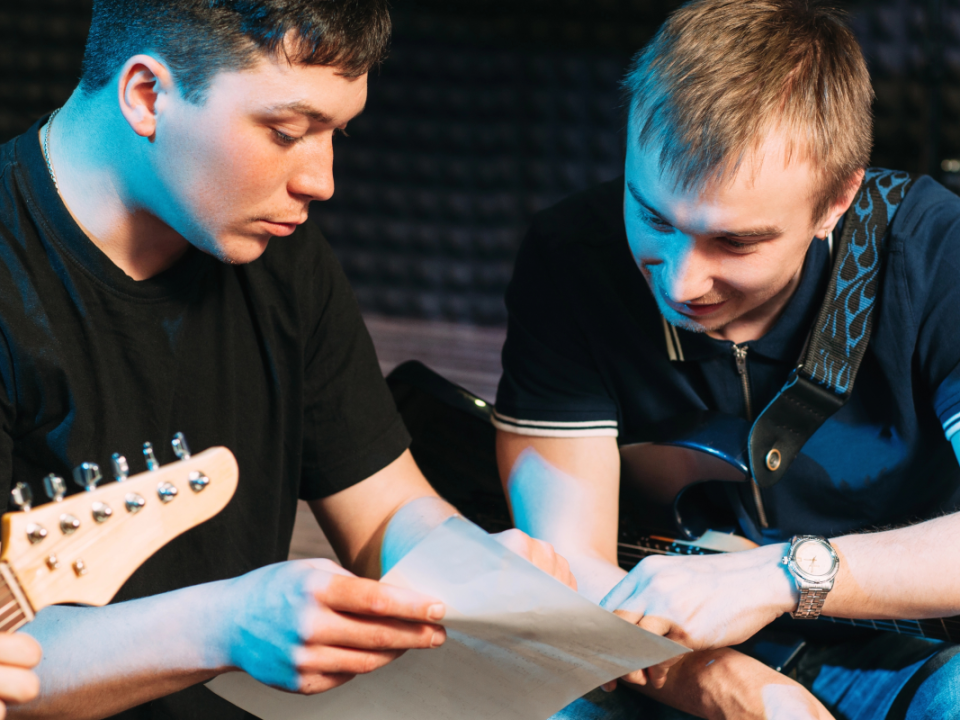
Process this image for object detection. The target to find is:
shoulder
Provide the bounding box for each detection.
[889,175,960,254]
[512,177,628,291]
[526,176,625,252]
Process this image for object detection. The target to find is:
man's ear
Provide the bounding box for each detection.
[117,54,177,140]
[814,168,866,239]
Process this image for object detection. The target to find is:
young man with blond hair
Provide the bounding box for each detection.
[497,1,960,717]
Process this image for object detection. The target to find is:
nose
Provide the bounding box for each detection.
[655,237,714,303]
[288,133,335,202]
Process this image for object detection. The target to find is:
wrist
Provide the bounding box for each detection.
[760,542,801,616]
[193,577,244,673]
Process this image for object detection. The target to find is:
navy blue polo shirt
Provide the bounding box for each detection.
[494,175,960,542]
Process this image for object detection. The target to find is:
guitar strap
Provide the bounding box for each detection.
[748,169,914,488]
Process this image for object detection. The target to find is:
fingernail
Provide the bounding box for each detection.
[601,683,614,693]
[430,631,445,647]
[427,603,445,621]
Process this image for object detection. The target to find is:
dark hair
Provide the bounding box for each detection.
[80,0,391,103]
[623,0,873,222]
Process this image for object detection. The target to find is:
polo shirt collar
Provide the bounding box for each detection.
[661,233,833,363]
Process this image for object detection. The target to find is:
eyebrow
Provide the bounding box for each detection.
[261,100,365,125]
[626,180,784,239]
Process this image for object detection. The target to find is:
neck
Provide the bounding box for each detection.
[43,92,190,281]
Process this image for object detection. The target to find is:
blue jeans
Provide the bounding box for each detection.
[552,634,960,720]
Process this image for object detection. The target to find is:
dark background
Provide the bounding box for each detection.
[2,0,957,324]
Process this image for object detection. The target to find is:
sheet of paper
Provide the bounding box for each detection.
[207,517,687,720]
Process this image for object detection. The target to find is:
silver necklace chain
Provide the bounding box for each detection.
[42,108,62,191]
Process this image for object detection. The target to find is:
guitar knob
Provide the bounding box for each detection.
[26,523,47,545]
[142,442,159,471]
[91,502,113,524]
[157,482,178,503]
[73,463,102,492]
[10,482,33,512]
[171,433,191,460]
[43,474,66,502]
[111,453,129,482]
[59,514,81,535]
[188,471,209,493]
[124,493,146,514]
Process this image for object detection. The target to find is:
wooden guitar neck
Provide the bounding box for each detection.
[0,563,32,633]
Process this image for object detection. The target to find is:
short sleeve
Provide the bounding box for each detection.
[904,180,960,441]
[298,228,410,500]
[494,215,619,437]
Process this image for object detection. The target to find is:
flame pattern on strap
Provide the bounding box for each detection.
[805,169,913,395]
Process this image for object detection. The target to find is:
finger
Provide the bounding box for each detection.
[612,608,644,626]
[551,553,578,591]
[643,655,685,689]
[601,680,617,692]
[636,615,674,638]
[296,645,407,677]
[621,668,649,686]
[316,573,445,622]
[600,576,640,611]
[0,667,39,705]
[308,610,445,651]
[297,672,356,695]
[0,635,41,669]
[492,531,578,590]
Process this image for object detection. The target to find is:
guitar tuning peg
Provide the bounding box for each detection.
[43,474,66,502]
[73,462,102,492]
[142,442,159,471]
[111,453,129,482]
[171,433,191,460]
[10,482,33,512]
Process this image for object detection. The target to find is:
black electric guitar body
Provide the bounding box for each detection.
[387,360,960,659]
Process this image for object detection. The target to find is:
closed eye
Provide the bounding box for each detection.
[641,211,673,233]
[274,129,301,145]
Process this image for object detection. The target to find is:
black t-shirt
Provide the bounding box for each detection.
[495,176,960,542]
[0,119,410,718]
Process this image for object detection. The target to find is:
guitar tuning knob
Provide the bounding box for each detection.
[111,453,129,482]
[43,474,66,502]
[73,462,102,492]
[10,482,33,512]
[171,433,191,460]
[142,442,159,471]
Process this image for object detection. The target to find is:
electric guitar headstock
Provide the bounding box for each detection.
[0,434,238,631]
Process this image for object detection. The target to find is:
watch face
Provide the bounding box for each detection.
[794,540,837,578]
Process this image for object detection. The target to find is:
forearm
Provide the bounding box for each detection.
[548,551,625,604]
[825,512,960,619]
[496,432,622,601]
[635,648,833,720]
[311,450,455,579]
[13,580,232,720]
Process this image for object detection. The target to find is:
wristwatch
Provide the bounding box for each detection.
[781,535,839,619]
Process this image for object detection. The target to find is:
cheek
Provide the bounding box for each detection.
[165,121,286,216]
[718,250,800,302]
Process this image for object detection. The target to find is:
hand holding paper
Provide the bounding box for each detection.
[209,516,687,719]
[220,557,447,694]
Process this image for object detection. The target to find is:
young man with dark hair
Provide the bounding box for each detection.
[0,1,574,718]
[497,1,960,718]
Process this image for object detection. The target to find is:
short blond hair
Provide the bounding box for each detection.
[623,0,873,222]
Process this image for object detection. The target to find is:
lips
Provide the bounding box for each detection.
[258,219,306,237]
[679,301,727,317]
